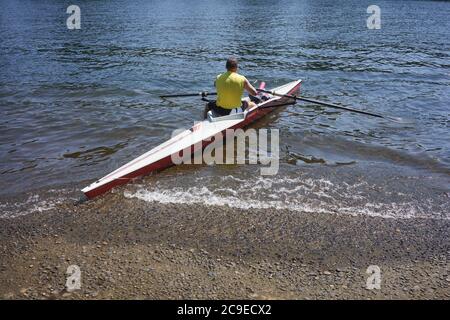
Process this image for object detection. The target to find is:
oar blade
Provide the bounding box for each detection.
[383,115,413,124]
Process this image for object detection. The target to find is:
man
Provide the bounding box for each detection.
[204,57,258,118]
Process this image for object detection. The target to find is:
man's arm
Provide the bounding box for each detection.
[244,78,258,96]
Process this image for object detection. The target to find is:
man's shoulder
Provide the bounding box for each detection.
[216,72,246,82]
[233,73,247,81]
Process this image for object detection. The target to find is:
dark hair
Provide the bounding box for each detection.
[226,57,238,70]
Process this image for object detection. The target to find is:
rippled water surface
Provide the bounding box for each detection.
[0,0,449,218]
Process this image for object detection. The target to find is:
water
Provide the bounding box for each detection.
[0,0,449,218]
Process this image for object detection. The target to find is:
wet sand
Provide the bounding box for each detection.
[0,192,449,299]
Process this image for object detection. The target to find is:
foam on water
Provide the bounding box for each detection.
[124,175,449,220]
[0,191,69,219]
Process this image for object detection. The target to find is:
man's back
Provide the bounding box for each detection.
[215,71,246,109]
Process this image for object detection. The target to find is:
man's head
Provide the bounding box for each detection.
[226,57,238,71]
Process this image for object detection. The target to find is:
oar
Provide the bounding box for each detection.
[258,89,408,123]
[160,92,217,98]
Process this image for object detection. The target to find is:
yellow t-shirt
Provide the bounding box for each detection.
[215,71,246,109]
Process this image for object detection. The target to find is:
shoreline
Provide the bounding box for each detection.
[1,193,449,299]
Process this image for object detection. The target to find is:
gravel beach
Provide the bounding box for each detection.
[1,191,448,300]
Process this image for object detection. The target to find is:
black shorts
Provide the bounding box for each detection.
[207,101,247,116]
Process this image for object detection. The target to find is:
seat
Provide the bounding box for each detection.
[207,110,246,122]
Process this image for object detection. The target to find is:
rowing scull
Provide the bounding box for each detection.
[82,80,302,199]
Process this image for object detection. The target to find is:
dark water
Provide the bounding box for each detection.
[0,0,449,218]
